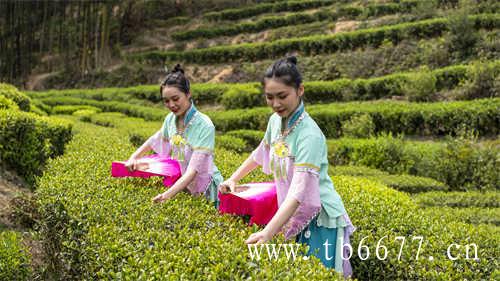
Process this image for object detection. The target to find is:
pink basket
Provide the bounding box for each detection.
[111,154,181,187]
[218,182,278,225]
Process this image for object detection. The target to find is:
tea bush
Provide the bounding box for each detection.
[413,191,500,208]
[203,0,334,21]
[0,231,31,280]
[134,14,499,64]
[327,135,499,190]
[0,109,73,184]
[210,98,500,138]
[0,83,31,111]
[34,117,499,280]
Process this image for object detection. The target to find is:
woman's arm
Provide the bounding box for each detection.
[126,130,163,171]
[245,197,299,244]
[219,154,260,193]
[152,168,197,202]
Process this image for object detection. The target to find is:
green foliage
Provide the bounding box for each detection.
[72,109,98,119]
[35,120,342,280]
[0,95,19,110]
[30,99,52,114]
[330,165,387,177]
[35,118,500,280]
[211,98,500,138]
[341,114,375,138]
[403,66,437,102]
[455,60,500,99]
[0,231,31,280]
[225,129,265,149]
[0,83,31,111]
[421,206,500,226]
[134,14,499,64]
[330,165,448,193]
[221,86,264,109]
[203,0,334,21]
[0,109,73,185]
[173,1,419,41]
[52,105,102,115]
[413,191,500,208]
[327,135,499,190]
[216,135,248,153]
[447,0,479,59]
[27,61,500,109]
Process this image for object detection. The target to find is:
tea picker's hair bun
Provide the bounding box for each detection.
[286,56,297,65]
[160,63,190,95]
[172,64,185,74]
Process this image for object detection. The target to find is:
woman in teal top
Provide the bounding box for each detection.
[219,57,355,277]
[126,64,222,205]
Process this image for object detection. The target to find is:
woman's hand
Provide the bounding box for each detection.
[245,230,273,245]
[152,191,172,203]
[218,179,237,194]
[125,158,138,172]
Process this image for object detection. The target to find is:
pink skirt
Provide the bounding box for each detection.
[218,182,278,225]
[111,154,181,187]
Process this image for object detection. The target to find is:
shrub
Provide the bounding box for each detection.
[330,165,448,193]
[0,109,73,184]
[27,61,500,109]
[341,114,375,138]
[35,118,500,280]
[455,60,500,99]
[447,2,479,59]
[327,135,499,190]
[225,130,265,149]
[203,0,334,21]
[173,1,419,41]
[0,95,19,110]
[403,66,437,101]
[421,206,500,226]
[0,83,31,111]
[72,109,98,118]
[0,231,31,280]
[221,86,264,109]
[52,105,102,115]
[216,135,248,153]
[210,98,500,138]
[413,191,500,208]
[133,14,499,64]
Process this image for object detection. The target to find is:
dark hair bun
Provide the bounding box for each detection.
[172,64,184,74]
[286,56,297,65]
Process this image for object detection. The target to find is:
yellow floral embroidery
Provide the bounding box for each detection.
[171,134,186,146]
[273,141,289,158]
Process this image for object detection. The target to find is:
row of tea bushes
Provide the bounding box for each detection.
[214,133,449,194]
[133,14,500,64]
[26,60,499,108]
[413,191,500,208]
[329,165,448,193]
[210,98,500,138]
[218,129,498,191]
[0,231,31,280]
[34,97,500,138]
[0,109,73,185]
[421,206,500,226]
[203,0,335,21]
[327,135,499,191]
[36,97,166,121]
[34,119,342,280]
[0,83,31,111]
[219,61,500,108]
[173,1,419,40]
[52,105,103,115]
[35,117,500,280]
